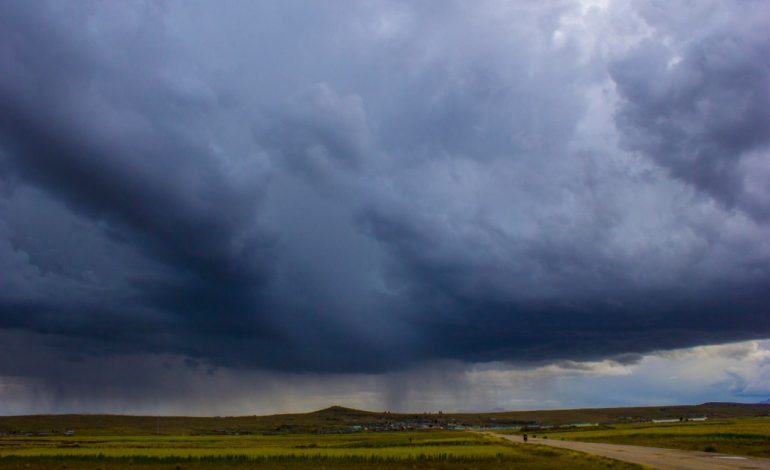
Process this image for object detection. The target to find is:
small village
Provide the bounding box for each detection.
[0,416,711,437]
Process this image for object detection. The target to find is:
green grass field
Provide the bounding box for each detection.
[510,417,770,458]
[0,431,642,470]
[2,404,768,468]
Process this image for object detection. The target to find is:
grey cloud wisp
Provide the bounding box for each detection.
[1,0,769,378]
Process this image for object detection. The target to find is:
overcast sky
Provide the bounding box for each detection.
[1,0,769,415]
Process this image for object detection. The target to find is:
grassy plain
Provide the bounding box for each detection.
[508,417,770,458]
[0,431,643,470]
[1,404,768,469]
[1,403,768,435]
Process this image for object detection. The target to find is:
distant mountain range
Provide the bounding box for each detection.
[758,399,770,404]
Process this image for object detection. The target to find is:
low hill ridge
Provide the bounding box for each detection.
[3,402,770,436]
[311,406,371,415]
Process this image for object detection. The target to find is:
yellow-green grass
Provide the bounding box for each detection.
[518,417,770,458]
[0,431,642,469]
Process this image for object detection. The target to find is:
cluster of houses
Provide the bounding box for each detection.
[336,416,707,433]
[0,415,711,438]
[338,418,602,433]
[342,421,606,433]
[651,417,707,423]
[210,428,253,435]
[335,420,452,433]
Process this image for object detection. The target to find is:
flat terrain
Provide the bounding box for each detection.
[506,418,770,458]
[496,434,770,470]
[0,431,642,470]
[1,403,768,435]
[1,404,769,469]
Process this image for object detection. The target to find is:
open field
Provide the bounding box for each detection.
[0,431,643,470]
[1,403,768,435]
[504,417,770,458]
[1,404,769,469]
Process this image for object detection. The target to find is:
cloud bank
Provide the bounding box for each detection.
[0,0,769,410]
[2,332,769,415]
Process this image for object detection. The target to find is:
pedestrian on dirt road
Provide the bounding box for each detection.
[523,433,528,443]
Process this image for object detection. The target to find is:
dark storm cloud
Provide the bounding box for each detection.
[0,1,281,359]
[0,0,769,386]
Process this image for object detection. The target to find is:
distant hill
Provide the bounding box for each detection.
[311,405,373,415]
[1,402,768,436]
[758,399,770,404]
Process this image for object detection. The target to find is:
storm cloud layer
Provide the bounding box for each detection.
[1,0,770,388]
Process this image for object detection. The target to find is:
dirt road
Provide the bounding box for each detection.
[494,433,770,470]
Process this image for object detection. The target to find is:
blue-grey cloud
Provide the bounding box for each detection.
[0,0,769,390]
[610,0,770,218]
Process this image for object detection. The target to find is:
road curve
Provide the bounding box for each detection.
[494,433,770,470]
